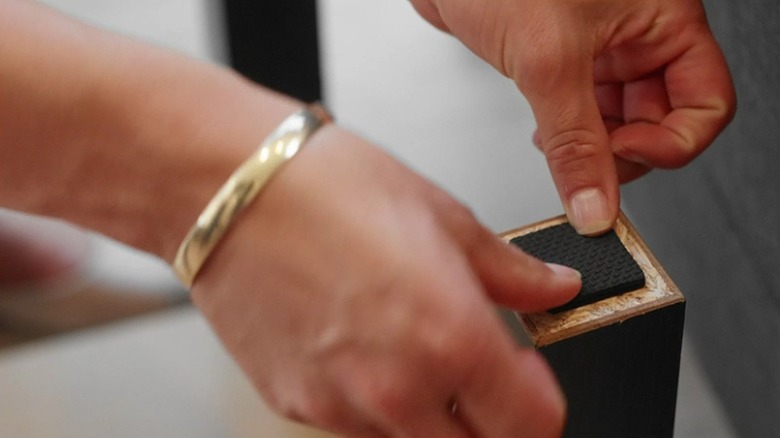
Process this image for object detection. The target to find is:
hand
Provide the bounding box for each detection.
[411,0,736,235]
[191,126,581,438]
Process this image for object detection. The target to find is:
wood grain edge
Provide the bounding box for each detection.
[499,211,685,347]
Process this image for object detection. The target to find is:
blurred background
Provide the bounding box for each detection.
[0,1,739,436]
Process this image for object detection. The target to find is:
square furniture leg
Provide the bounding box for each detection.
[501,212,685,438]
[222,1,322,102]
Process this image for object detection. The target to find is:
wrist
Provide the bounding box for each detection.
[0,2,311,264]
[172,104,332,286]
[76,33,304,260]
[125,87,303,263]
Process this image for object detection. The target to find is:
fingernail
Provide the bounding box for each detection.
[567,188,612,236]
[545,263,581,279]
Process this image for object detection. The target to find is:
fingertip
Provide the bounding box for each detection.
[545,262,581,281]
[541,262,581,309]
[489,253,581,313]
[467,231,583,312]
[545,262,582,299]
[461,225,581,312]
[565,188,615,236]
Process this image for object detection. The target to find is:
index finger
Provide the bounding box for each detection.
[520,39,620,236]
[530,79,620,236]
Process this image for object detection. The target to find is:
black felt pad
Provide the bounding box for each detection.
[510,223,645,312]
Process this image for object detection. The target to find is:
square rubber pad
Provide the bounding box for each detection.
[510,223,645,312]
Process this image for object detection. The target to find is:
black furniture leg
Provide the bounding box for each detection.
[222,1,322,102]
[501,212,685,438]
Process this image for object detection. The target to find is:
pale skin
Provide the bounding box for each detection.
[0,1,734,437]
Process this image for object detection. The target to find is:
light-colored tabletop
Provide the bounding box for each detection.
[0,306,334,438]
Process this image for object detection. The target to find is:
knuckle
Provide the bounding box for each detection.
[544,129,603,162]
[723,95,738,124]
[448,203,479,232]
[432,315,498,387]
[543,130,606,176]
[432,190,474,220]
[661,148,697,169]
[265,391,306,423]
[355,374,412,423]
[430,190,487,241]
[513,29,582,96]
[265,384,342,428]
[307,401,344,428]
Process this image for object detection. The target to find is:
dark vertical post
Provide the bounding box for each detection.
[501,212,685,438]
[542,302,685,437]
[222,1,323,102]
[622,1,780,435]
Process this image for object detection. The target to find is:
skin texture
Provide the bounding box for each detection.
[193,126,581,438]
[0,0,735,436]
[411,0,736,235]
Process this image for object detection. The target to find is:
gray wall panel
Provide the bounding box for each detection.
[623,1,780,436]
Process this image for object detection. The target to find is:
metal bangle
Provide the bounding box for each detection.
[173,104,332,287]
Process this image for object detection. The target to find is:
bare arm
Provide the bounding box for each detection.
[0,0,298,259]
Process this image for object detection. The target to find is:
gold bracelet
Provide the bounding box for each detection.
[173,104,332,287]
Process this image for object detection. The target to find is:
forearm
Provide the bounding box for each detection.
[0,0,300,261]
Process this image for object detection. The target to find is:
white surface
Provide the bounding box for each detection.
[0,307,737,437]
[0,308,331,438]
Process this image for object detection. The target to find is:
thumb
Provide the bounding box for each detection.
[519,50,619,236]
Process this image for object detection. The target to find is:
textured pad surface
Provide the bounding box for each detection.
[510,223,645,312]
